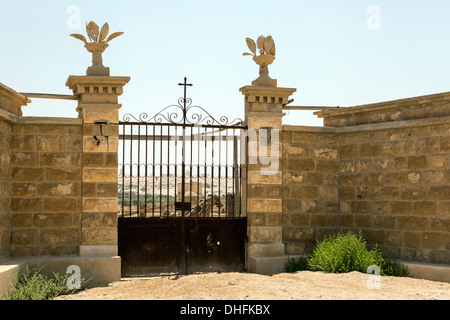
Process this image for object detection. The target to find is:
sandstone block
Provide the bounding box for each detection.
[248,226,282,243]
[39,152,72,167]
[381,187,400,200]
[407,172,421,185]
[248,171,282,184]
[340,145,358,159]
[385,231,403,246]
[290,186,318,199]
[11,213,33,228]
[44,198,79,212]
[384,173,405,185]
[103,212,118,227]
[282,226,315,242]
[422,171,444,185]
[249,199,282,213]
[83,197,117,213]
[247,213,265,226]
[283,143,308,157]
[41,228,80,244]
[291,132,318,143]
[10,198,43,212]
[11,183,37,198]
[440,136,450,152]
[374,216,397,229]
[398,216,429,231]
[360,143,379,158]
[283,171,305,184]
[391,201,412,215]
[427,155,448,169]
[34,213,73,228]
[11,152,38,166]
[37,182,78,197]
[36,136,59,152]
[97,183,118,197]
[401,187,428,201]
[82,212,103,228]
[12,135,35,152]
[12,167,44,182]
[288,213,310,226]
[82,168,118,183]
[59,135,82,152]
[287,158,314,171]
[10,229,39,245]
[305,173,323,185]
[319,186,338,201]
[430,186,450,200]
[82,227,117,245]
[46,168,80,181]
[404,232,421,248]
[312,146,338,160]
[315,160,338,173]
[422,233,445,250]
[407,156,426,169]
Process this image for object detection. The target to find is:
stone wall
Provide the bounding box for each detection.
[281,92,450,264]
[281,127,339,255]
[0,74,128,263]
[9,119,82,257]
[0,84,29,261]
[336,120,449,264]
[0,119,12,260]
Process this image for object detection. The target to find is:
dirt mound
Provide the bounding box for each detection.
[54,271,450,300]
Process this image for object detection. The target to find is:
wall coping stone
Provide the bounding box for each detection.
[284,115,450,133]
[314,91,450,118]
[0,82,30,116]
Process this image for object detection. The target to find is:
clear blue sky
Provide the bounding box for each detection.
[2,1,450,126]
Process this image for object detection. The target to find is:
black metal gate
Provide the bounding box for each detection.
[118,78,247,276]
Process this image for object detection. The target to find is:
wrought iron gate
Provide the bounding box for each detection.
[118,78,247,276]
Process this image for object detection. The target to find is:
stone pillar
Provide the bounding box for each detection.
[240,85,296,273]
[0,83,29,260]
[66,75,130,256]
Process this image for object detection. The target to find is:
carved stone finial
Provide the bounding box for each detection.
[70,22,124,76]
[243,35,277,87]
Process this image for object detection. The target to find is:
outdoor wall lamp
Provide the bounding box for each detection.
[93,120,109,147]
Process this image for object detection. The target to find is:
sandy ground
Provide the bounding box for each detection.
[54,271,450,300]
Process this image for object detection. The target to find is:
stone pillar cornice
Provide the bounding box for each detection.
[0,82,31,117]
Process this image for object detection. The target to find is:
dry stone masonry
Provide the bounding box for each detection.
[0,32,448,288]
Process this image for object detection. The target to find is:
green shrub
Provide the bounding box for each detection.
[284,256,310,273]
[307,231,388,274]
[3,266,88,300]
[284,231,410,277]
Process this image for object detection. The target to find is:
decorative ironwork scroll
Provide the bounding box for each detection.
[122,78,243,127]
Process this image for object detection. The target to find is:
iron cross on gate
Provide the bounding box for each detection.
[177,77,193,216]
[178,77,193,122]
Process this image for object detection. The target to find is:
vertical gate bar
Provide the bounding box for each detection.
[167,125,170,215]
[174,126,178,217]
[242,130,248,217]
[225,129,229,217]
[159,125,163,217]
[137,125,140,216]
[234,130,240,217]
[152,125,156,217]
[129,125,133,217]
[189,125,193,214]
[144,125,148,217]
[211,134,214,217]
[181,127,186,219]
[203,126,207,218]
[121,123,125,218]
[218,128,221,218]
[197,125,200,214]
